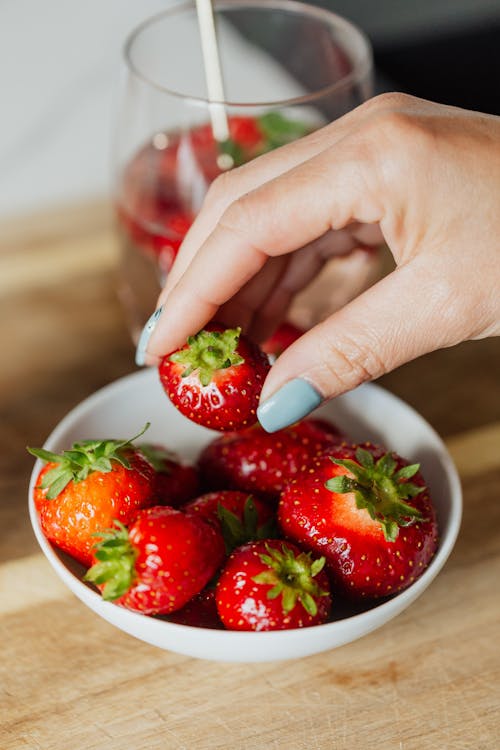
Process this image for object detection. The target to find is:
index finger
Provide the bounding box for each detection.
[157,94,389,305]
[146,134,383,359]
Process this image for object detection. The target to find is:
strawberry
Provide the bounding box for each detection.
[28,426,156,567]
[84,506,225,615]
[138,442,199,507]
[117,137,193,265]
[216,540,332,631]
[166,587,223,629]
[278,444,438,599]
[228,116,263,149]
[184,491,276,553]
[198,418,345,501]
[261,321,304,359]
[190,116,262,152]
[159,323,270,431]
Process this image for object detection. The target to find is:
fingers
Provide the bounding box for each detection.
[157,128,333,306]
[256,258,462,431]
[147,134,383,359]
[216,255,290,333]
[156,94,397,306]
[245,227,382,342]
[218,228,374,342]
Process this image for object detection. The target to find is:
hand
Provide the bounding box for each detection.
[139,93,500,431]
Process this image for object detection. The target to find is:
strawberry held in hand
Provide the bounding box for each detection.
[28,426,156,567]
[279,444,438,599]
[159,323,270,431]
[216,540,332,631]
[84,506,225,615]
[199,418,345,502]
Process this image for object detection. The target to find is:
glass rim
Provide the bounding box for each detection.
[124,0,373,108]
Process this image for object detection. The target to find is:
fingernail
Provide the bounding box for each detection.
[257,379,323,433]
[135,306,163,367]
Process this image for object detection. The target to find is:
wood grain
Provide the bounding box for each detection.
[1,201,499,750]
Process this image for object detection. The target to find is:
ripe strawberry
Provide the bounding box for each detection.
[159,323,270,431]
[84,506,225,615]
[190,116,262,152]
[216,540,332,631]
[138,442,199,507]
[28,426,156,567]
[228,116,263,149]
[198,418,345,501]
[166,587,223,629]
[278,444,438,599]
[261,321,304,359]
[184,491,276,553]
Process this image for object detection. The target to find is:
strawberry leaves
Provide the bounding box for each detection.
[217,496,276,554]
[169,327,244,387]
[28,424,150,500]
[138,443,177,474]
[257,112,310,150]
[252,543,329,616]
[326,448,426,542]
[83,521,137,600]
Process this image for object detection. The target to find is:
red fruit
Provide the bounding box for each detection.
[167,588,223,629]
[159,323,270,431]
[138,443,199,507]
[261,322,304,358]
[184,491,276,553]
[216,540,332,631]
[189,116,262,151]
[117,138,193,266]
[228,116,263,148]
[167,212,192,239]
[84,506,225,615]
[278,444,438,599]
[189,122,216,150]
[198,418,345,501]
[28,426,156,567]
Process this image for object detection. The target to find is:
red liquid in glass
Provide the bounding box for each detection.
[116,117,267,337]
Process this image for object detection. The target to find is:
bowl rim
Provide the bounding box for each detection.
[28,369,462,646]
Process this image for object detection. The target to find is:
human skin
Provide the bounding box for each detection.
[139,93,500,429]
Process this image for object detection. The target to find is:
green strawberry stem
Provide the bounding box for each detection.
[170,327,244,387]
[84,521,137,600]
[325,448,426,542]
[253,543,328,617]
[138,443,177,474]
[217,113,310,168]
[257,112,310,150]
[217,497,277,554]
[27,423,150,500]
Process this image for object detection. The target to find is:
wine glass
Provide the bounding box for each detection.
[113,0,374,341]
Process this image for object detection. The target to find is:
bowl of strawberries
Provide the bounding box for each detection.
[28,326,462,662]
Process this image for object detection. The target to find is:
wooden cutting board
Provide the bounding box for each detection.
[1,201,499,750]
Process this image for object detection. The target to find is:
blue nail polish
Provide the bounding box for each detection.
[257,379,323,433]
[135,306,163,367]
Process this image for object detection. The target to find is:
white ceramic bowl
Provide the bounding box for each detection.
[28,369,462,662]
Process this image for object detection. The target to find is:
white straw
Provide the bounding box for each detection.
[195,0,230,143]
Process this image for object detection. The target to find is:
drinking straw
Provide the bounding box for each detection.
[195,0,230,144]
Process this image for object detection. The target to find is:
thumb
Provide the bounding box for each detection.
[257,260,461,432]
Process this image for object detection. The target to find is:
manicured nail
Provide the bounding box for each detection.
[135,306,163,367]
[257,378,323,433]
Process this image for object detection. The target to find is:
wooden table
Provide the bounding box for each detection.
[1,202,499,750]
